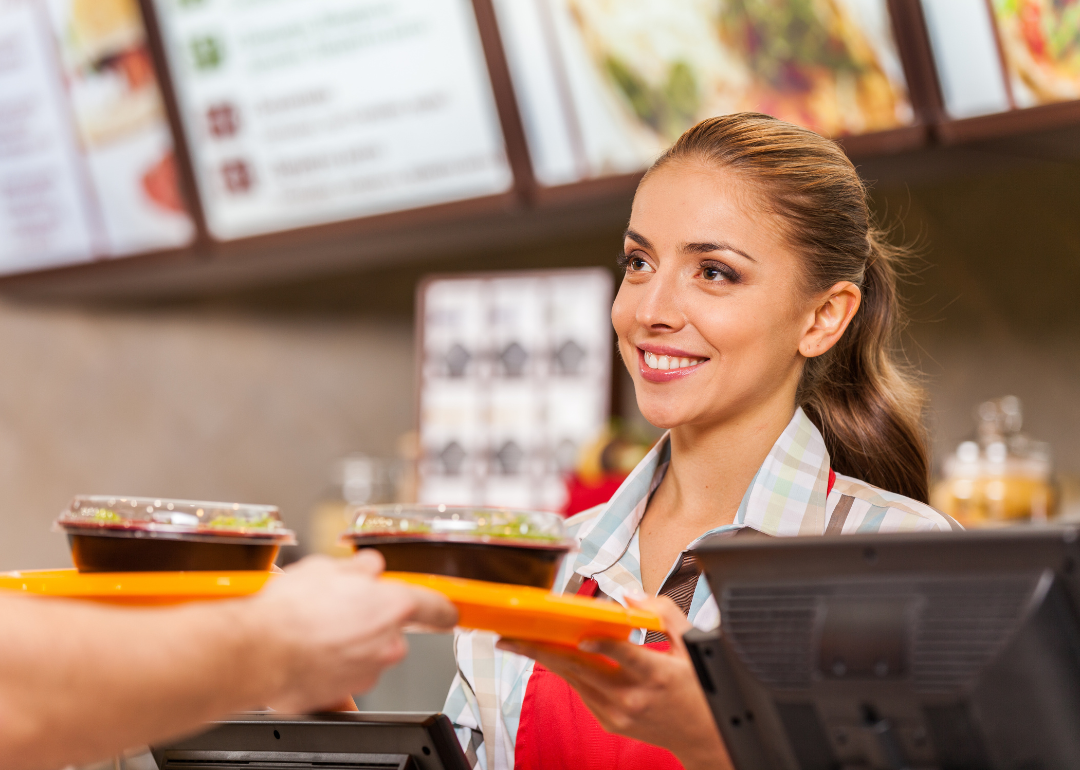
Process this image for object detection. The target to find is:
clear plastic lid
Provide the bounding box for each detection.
[344,504,573,550]
[55,496,297,544]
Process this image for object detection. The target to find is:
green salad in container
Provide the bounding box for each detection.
[55,496,296,573]
[344,504,575,589]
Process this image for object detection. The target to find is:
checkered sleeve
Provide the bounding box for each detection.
[827,474,962,533]
[444,632,485,769]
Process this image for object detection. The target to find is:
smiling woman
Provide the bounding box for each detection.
[628,114,932,503]
[444,114,958,770]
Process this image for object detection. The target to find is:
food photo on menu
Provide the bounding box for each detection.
[572,0,912,142]
[503,0,913,179]
[45,0,195,255]
[992,0,1080,105]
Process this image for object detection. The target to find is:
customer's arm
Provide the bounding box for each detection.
[0,551,456,770]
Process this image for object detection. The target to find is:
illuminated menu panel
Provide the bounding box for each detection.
[418,270,613,512]
[922,0,1080,120]
[152,0,513,241]
[493,0,916,186]
[0,0,95,273]
[0,0,195,277]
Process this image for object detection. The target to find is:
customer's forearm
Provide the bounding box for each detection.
[0,594,280,770]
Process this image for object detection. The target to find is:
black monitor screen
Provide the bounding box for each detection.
[685,527,1080,770]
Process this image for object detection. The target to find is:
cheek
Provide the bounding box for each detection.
[694,292,801,364]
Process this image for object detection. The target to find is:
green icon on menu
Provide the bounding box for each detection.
[190,36,223,70]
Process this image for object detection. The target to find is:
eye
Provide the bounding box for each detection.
[701,261,740,284]
[617,251,654,273]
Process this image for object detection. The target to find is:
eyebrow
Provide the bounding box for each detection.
[683,241,757,263]
[623,229,757,263]
[624,229,654,250]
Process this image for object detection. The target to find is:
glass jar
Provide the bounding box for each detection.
[931,396,1055,527]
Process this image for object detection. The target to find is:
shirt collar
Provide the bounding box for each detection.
[572,407,832,579]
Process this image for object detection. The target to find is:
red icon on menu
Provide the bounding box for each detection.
[221,159,253,193]
[207,102,240,138]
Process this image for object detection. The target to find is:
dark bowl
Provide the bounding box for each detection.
[67,533,280,572]
[349,538,568,589]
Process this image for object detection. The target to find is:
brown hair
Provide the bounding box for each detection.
[647,113,930,502]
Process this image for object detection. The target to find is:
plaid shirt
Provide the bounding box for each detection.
[443,408,958,770]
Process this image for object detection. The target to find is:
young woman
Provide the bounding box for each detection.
[444,113,958,770]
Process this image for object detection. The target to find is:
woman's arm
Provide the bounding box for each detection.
[0,551,456,770]
[496,596,732,770]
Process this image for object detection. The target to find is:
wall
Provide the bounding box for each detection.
[0,299,415,570]
[873,157,1080,491]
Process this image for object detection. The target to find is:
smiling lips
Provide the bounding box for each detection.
[642,351,705,371]
[638,347,707,383]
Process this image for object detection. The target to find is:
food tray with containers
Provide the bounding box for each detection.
[0,496,660,646]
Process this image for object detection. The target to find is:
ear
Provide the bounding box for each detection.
[799,281,861,359]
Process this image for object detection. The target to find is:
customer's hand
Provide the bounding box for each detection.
[497,595,731,770]
[250,550,457,713]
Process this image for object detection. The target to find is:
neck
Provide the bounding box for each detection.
[661,394,798,530]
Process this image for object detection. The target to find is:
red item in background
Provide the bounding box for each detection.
[110,47,156,91]
[141,151,186,213]
[562,473,627,516]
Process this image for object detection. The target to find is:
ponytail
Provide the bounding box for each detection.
[797,231,929,502]
[650,114,931,502]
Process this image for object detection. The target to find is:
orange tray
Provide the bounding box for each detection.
[384,572,664,646]
[0,569,272,605]
[0,569,664,646]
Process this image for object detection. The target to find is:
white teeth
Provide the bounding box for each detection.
[642,351,705,371]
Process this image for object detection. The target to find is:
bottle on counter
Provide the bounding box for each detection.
[931,396,1055,527]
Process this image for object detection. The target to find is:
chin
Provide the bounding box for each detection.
[635,400,688,431]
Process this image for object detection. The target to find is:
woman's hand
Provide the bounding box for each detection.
[496,595,732,770]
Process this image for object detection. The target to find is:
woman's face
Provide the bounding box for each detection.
[611,160,816,430]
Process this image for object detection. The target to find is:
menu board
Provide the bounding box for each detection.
[922,0,1080,120]
[0,0,194,276]
[492,0,915,186]
[418,269,613,512]
[151,0,513,241]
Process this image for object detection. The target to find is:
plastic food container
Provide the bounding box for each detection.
[342,504,574,589]
[55,496,296,573]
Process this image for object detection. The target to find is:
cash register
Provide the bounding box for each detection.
[152,712,469,770]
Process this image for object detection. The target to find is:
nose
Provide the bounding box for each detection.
[635,267,684,332]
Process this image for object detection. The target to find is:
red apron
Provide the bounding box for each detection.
[514,640,684,770]
[513,469,836,769]
[513,577,685,770]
